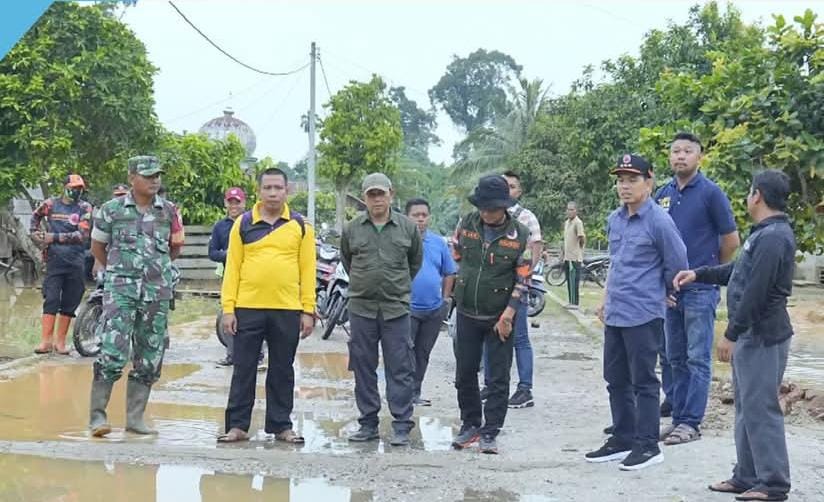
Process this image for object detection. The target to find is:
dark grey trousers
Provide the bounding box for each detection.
[348,311,415,433]
[410,304,448,399]
[731,335,791,495]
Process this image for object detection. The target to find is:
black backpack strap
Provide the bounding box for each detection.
[238,210,254,244]
[290,210,306,238]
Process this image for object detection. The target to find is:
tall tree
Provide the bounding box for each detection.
[429,49,522,133]
[317,75,403,229]
[0,2,160,204]
[389,86,440,156]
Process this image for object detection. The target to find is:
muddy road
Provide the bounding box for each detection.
[1,294,823,501]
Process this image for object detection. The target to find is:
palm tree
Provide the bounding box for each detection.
[451,77,550,177]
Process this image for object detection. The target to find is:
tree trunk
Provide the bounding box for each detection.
[334,182,349,232]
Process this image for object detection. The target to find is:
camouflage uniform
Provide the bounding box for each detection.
[90,158,184,386]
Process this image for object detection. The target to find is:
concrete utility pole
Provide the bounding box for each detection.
[307,42,317,225]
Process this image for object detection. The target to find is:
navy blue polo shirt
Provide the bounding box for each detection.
[654,172,737,290]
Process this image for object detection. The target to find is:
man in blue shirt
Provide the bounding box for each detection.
[586,154,688,471]
[406,198,457,406]
[209,187,260,367]
[655,133,739,445]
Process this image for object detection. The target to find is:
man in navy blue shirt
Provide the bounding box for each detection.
[655,133,739,445]
[586,154,687,471]
[406,198,457,406]
[210,187,249,366]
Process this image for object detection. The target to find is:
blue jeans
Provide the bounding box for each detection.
[484,302,532,391]
[665,288,719,429]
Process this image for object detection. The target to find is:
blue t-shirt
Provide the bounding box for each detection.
[411,230,458,312]
[655,172,737,289]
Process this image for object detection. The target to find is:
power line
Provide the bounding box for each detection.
[317,53,333,99]
[168,1,310,76]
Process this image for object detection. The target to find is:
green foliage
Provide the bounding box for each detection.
[317,75,403,227]
[158,132,250,225]
[0,2,160,204]
[389,86,440,156]
[288,190,338,227]
[647,8,824,253]
[429,49,522,133]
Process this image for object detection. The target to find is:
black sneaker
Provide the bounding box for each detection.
[584,437,632,463]
[413,397,432,407]
[480,387,490,402]
[508,389,534,409]
[216,357,233,367]
[619,445,664,471]
[660,401,673,418]
[603,424,615,435]
[479,434,498,454]
[389,429,410,446]
[451,424,480,450]
[347,426,379,442]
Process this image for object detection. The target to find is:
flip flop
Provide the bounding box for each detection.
[217,428,249,443]
[275,429,305,444]
[735,491,788,501]
[33,346,53,354]
[708,480,747,494]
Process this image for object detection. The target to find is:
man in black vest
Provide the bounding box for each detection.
[451,175,531,454]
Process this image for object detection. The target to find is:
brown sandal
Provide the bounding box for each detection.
[708,480,747,494]
[275,429,305,444]
[217,428,249,443]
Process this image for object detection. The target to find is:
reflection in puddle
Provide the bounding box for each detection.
[0,361,455,452]
[295,352,351,381]
[0,454,373,502]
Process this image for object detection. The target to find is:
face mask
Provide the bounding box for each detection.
[65,188,82,201]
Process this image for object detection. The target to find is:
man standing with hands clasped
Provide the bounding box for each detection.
[675,170,795,502]
[341,173,422,446]
[218,167,316,444]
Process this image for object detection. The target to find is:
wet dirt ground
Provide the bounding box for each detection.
[1,290,823,501]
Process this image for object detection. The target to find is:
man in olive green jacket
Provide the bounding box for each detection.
[340,172,423,446]
[451,175,531,455]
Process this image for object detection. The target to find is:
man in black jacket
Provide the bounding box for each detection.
[673,170,795,502]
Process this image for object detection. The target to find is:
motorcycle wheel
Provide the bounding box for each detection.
[546,265,566,286]
[587,264,608,288]
[527,290,546,317]
[72,302,102,357]
[322,294,346,340]
[215,311,229,347]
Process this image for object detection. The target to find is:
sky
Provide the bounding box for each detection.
[118,0,821,166]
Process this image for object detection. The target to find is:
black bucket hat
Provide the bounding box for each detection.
[468,175,516,209]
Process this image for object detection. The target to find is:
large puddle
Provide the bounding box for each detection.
[0,454,374,501]
[0,358,457,453]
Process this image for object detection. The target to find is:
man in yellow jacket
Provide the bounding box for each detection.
[218,167,316,443]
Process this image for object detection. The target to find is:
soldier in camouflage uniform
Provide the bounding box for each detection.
[87,156,185,437]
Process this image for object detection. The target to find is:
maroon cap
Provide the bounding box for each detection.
[224,187,246,202]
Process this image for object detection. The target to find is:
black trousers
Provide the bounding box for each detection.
[410,304,449,398]
[454,312,514,438]
[604,319,663,448]
[224,308,300,434]
[42,266,85,316]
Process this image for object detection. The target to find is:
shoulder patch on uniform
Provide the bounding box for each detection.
[506,227,518,240]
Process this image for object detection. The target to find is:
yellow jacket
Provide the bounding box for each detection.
[221,202,316,314]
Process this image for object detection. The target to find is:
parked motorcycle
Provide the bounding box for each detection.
[527,260,547,317]
[321,261,349,340]
[315,240,340,318]
[77,268,180,357]
[545,255,610,288]
[72,272,104,357]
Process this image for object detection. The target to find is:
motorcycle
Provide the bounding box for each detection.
[527,260,547,317]
[315,240,340,318]
[321,261,349,340]
[545,255,610,288]
[77,268,180,357]
[72,271,104,357]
